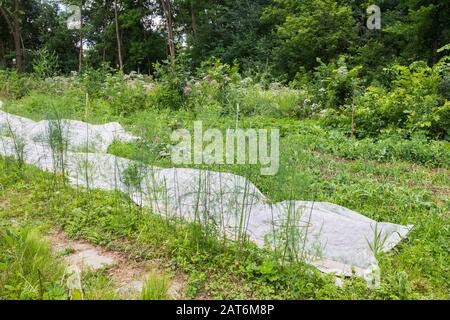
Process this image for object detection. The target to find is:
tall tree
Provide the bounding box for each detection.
[190,0,197,35]
[78,3,83,72]
[82,0,166,73]
[402,0,450,63]
[184,0,274,70]
[263,0,357,78]
[113,1,124,72]
[0,0,23,70]
[161,0,175,60]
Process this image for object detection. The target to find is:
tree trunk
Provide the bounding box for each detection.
[0,3,22,71]
[161,0,175,61]
[0,38,5,63]
[78,1,83,73]
[190,1,197,35]
[0,39,3,57]
[113,1,124,73]
[432,38,438,64]
[12,0,22,71]
[79,30,83,72]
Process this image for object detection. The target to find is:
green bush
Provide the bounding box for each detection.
[314,56,362,110]
[186,58,242,115]
[319,60,450,140]
[147,82,183,110]
[102,74,152,116]
[77,64,115,98]
[32,48,60,79]
[0,70,38,99]
[151,54,193,110]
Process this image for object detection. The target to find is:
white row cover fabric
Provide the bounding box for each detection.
[0,107,412,276]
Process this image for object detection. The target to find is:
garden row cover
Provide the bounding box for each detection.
[0,106,412,277]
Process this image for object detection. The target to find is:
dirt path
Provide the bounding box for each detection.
[46,230,187,300]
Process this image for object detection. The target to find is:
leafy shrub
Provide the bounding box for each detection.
[151,54,192,110]
[314,56,362,109]
[320,60,450,140]
[147,82,184,110]
[0,70,38,99]
[78,64,115,98]
[102,74,152,116]
[32,48,60,79]
[184,58,243,117]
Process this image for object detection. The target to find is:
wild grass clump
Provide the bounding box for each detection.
[141,272,170,300]
[1,118,26,171]
[297,130,450,167]
[239,87,313,118]
[42,106,71,183]
[0,70,39,99]
[0,228,66,300]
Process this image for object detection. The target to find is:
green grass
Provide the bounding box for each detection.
[0,86,449,300]
[4,93,449,167]
[0,225,117,300]
[0,163,339,300]
[0,227,66,300]
[141,272,170,300]
[0,141,448,299]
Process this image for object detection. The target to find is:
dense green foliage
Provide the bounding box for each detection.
[0,96,448,298]
[0,225,117,300]
[2,47,449,141]
[1,1,449,140]
[0,0,449,301]
[1,1,449,77]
